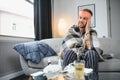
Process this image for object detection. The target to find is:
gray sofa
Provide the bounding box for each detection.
[17,38,120,80]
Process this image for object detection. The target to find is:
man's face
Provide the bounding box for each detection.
[78,11,92,28]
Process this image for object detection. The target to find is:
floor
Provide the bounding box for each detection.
[10,74,29,80]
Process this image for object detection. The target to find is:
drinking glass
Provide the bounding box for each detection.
[74,60,85,80]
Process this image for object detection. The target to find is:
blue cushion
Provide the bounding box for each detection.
[13,41,56,63]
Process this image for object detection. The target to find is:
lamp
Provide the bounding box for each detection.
[58,18,67,37]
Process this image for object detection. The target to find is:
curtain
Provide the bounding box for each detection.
[34,0,52,40]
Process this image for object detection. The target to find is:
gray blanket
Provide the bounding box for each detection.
[60,25,104,61]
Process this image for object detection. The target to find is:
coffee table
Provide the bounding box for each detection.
[30,64,93,80]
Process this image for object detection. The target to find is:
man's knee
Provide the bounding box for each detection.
[63,49,77,66]
[64,49,77,58]
[64,49,74,56]
[85,49,98,57]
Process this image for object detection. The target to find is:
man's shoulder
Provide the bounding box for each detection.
[71,25,78,28]
[68,25,79,32]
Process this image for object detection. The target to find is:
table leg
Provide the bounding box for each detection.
[29,76,33,80]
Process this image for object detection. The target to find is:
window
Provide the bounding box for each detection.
[25,0,34,5]
[0,0,34,38]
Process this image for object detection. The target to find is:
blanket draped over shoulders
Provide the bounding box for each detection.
[59,25,104,61]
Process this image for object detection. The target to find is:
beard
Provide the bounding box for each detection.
[78,22,86,28]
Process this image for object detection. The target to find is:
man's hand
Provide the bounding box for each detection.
[84,19,92,49]
[85,19,91,33]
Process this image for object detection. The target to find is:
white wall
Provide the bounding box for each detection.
[110,0,120,40]
[52,0,109,38]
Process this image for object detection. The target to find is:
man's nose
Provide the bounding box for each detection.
[79,18,84,22]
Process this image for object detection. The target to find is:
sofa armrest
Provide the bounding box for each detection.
[19,55,29,71]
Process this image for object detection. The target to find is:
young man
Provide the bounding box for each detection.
[59,9,102,80]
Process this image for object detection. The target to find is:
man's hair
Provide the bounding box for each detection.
[81,9,93,16]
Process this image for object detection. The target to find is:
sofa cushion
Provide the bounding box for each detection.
[98,38,112,54]
[99,38,120,59]
[28,56,59,69]
[99,58,120,72]
[40,38,63,54]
